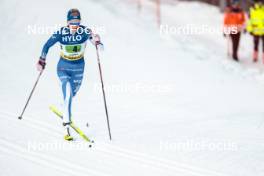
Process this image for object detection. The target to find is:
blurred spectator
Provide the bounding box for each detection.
[246,0,264,62]
[223,0,246,61]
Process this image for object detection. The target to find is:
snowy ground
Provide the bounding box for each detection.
[1,0,264,175]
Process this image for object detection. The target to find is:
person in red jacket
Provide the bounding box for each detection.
[223,0,246,61]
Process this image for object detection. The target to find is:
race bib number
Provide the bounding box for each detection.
[65,45,82,53]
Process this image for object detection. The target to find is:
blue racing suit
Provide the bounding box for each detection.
[40,25,93,124]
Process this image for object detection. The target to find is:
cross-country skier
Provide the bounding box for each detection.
[37,9,101,141]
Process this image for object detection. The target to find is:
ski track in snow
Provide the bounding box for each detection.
[0,138,108,176]
[0,111,62,138]
[0,111,230,176]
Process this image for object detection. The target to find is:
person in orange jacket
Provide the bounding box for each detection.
[223,0,246,61]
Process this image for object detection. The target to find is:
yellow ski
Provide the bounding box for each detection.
[49,105,94,143]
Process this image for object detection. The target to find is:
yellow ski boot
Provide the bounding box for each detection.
[64,134,73,141]
[64,123,73,141]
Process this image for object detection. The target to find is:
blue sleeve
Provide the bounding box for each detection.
[40,32,60,59]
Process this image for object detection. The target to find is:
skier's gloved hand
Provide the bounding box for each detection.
[92,34,101,45]
[37,58,46,72]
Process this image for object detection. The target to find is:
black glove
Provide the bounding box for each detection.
[37,58,46,71]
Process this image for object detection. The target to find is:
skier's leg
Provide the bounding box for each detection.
[71,62,85,97]
[57,70,72,123]
[61,81,73,140]
[62,81,73,125]
[57,62,74,140]
[62,66,83,140]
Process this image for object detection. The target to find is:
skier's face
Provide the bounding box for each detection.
[68,19,81,31]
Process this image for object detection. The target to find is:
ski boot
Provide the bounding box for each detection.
[63,122,73,141]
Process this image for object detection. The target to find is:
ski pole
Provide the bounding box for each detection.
[95,44,112,140]
[18,70,43,120]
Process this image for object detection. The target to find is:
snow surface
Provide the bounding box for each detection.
[1,0,264,175]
